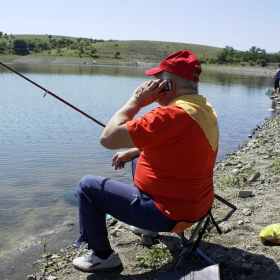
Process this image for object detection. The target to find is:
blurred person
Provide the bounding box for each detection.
[272,63,280,93]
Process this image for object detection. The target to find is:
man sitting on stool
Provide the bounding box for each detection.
[73,49,219,272]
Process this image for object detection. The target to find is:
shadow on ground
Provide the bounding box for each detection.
[83,236,280,280]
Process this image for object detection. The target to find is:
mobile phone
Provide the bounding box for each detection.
[160,80,172,92]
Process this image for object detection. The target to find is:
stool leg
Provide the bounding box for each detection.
[195,248,215,264]
[172,243,214,270]
[172,246,189,270]
[215,194,237,210]
[172,217,214,271]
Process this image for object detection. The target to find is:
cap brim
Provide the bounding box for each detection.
[145,67,163,76]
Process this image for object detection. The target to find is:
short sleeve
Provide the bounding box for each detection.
[126,107,175,149]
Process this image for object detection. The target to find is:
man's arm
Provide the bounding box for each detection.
[100,79,167,149]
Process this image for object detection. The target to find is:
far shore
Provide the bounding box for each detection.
[0,55,277,77]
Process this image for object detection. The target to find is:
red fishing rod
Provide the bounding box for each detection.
[0,62,106,128]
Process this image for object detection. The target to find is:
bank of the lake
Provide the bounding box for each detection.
[20,106,280,280]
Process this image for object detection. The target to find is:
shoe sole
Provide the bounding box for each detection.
[74,263,123,273]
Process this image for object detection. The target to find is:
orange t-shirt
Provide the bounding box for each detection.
[126,95,219,221]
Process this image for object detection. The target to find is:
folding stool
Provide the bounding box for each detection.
[171,194,237,271]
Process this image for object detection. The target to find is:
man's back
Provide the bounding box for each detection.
[127,95,219,221]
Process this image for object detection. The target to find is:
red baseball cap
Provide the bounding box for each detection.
[145,49,202,82]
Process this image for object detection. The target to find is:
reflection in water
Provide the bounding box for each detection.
[0,63,149,77]
[0,63,275,262]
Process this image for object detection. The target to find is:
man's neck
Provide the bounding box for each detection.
[172,88,198,99]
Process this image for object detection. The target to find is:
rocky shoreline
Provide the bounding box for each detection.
[21,93,280,280]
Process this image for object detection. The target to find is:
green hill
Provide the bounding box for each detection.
[0,34,222,64]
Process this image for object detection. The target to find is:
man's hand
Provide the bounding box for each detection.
[111,148,141,170]
[131,79,167,108]
[100,79,167,150]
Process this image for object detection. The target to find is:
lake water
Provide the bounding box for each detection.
[0,63,275,261]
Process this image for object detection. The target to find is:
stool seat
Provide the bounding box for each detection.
[170,221,194,233]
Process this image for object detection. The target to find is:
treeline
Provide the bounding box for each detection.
[200,46,280,67]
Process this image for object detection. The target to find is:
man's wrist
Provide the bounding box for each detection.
[120,98,141,120]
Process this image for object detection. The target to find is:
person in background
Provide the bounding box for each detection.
[72,49,219,272]
[272,64,280,93]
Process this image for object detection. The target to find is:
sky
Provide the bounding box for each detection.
[1,0,279,53]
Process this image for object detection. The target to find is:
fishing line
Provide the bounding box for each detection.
[0,62,106,127]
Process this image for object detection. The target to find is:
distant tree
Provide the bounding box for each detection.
[0,41,7,53]
[48,35,52,42]
[50,39,57,49]
[257,48,267,60]
[65,38,74,46]
[217,46,236,64]
[33,46,40,53]
[207,56,218,64]
[13,39,29,55]
[271,51,280,63]
[115,51,120,58]
[93,39,104,43]
[27,41,36,51]
[249,46,259,61]
[57,37,67,48]
[0,31,3,38]
[38,41,50,50]
[90,47,97,56]
[259,59,268,67]
[69,42,78,50]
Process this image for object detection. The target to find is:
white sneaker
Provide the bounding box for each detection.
[130,226,159,238]
[73,250,122,272]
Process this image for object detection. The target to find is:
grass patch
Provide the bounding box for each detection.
[220,175,243,188]
[268,159,280,174]
[136,242,172,269]
[243,168,257,175]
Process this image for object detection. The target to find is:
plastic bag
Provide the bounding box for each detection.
[259,223,280,245]
[158,264,224,280]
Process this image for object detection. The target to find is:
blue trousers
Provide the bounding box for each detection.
[76,157,177,251]
[274,78,280,89]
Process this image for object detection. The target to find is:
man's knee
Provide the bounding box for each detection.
[76,175,103,206]
[77,174,105,194]
[77,174,99,194]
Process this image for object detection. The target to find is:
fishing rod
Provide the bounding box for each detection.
[0,62,106,128]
